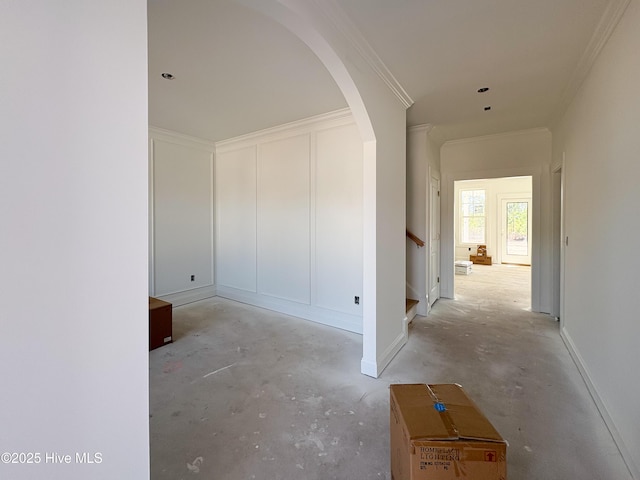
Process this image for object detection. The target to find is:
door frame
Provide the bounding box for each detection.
[552,158,566,327]
[428,167,441,311]
[441,167,543,312]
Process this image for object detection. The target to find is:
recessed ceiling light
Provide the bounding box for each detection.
[478,87,490,93]
[161,73,175,80]
[484,106,492,111]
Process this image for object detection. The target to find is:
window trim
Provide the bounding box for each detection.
[459,189,486,245]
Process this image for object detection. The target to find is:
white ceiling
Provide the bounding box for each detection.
[148,0,619,143]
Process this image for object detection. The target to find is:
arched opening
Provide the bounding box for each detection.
[235,0,380,376]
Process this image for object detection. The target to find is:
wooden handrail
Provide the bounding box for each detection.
[406,229,425,248]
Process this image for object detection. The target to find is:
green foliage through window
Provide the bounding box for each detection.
[506,201,528,256]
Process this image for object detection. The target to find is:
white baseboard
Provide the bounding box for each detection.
[155,285,217,307]
[361,319,408,378]
[216,286,363,334]
[561,327,639,479]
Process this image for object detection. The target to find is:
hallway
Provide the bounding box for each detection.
[149,267,631,479]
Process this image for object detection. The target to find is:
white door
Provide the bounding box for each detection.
[428,174,440,306]
[500,198,532,265]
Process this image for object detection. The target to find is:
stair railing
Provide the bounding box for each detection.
[406,229,425,248]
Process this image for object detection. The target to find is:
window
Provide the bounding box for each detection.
[460,189,485,243]
[506,201,529,256]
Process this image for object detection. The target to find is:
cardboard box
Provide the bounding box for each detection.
[390,384,507,480]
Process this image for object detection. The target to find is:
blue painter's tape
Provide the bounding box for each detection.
[434,402,446,412]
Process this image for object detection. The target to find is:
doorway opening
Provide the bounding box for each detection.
[453,176,532,310]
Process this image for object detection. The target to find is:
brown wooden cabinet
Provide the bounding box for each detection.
[149,297,172,350]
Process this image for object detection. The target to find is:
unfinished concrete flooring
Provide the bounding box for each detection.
[150,265,632,479]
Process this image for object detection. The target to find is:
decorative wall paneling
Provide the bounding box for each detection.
[216,110,363,333]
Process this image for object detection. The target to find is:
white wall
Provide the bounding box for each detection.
[0,2,149,479]
[149,128,216,306]
[454,176,532,263]
[215,146,257,292]
[315,125,365,313]
[440,129,552,313]
[406,125,441,315]
[552,1,640,476]
[360,101,407,377]
[258,135,311,303]
[215,110,363,333]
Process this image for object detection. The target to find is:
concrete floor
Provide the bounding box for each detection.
[149,264,632,479]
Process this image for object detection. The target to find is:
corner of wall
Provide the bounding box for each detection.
[361,319,408,378]
[360,358,379,378]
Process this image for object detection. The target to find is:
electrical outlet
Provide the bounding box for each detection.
[190,275,195,282]
[468,247,471,251]
[355,296,360,305]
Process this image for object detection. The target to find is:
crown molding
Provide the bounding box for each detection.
[408,124,433,134]
[407,124,448,147]
[215,108,353,151]
[309,0,414,109]
[149,126,216,149]
[428,126,447,147]
[552,0,631,123]
[442,127,551,147]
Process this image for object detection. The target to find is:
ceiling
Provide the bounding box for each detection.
[148,0,619,144]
